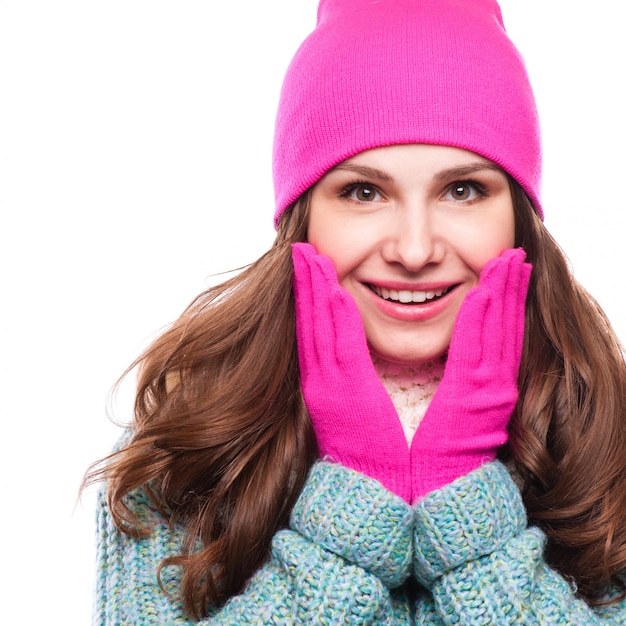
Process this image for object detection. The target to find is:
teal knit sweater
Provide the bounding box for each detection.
[94,461,626,624]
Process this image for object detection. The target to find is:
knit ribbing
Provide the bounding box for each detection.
[413,462,526,587]
[273,0,542,224]
[291,461,413,588]
[94,461,414,624]
[413,462,626,624]
[94,460,626,623]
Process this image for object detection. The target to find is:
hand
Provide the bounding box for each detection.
[410,248,532,502]
[292,243,411,502]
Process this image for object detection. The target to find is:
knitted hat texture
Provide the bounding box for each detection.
[272,0,542,225]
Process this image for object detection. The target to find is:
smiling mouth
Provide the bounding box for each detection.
[369,284,455,304]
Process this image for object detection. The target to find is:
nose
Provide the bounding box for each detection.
[381,200,443,272]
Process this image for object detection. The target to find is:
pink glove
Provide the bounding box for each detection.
[410,248,532,502]
[292,243,412,502]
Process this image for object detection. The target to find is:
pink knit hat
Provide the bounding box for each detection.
[272,0,542,225]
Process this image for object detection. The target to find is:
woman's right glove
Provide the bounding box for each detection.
[410,248,532,502]
[292,243,412,503]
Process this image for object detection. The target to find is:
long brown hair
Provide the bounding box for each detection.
[85,195,316,619]
[508,182,626,602]
[85,181,626,618]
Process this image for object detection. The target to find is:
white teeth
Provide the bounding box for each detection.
[372,285,450,303]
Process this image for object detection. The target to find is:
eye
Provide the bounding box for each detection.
[341,183,383,203]
[444,181,486,203]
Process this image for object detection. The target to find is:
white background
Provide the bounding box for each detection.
[1,1,624,622]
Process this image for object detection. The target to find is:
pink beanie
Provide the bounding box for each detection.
[272,0,542,225]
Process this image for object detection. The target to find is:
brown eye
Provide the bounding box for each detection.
[339,182,384,203]
[354,185,377,202]
[444,181,485,203]
[451,184,471,200]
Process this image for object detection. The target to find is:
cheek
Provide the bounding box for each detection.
[307,215,374,282]
[307,225,351,279]
[453,211,516,274]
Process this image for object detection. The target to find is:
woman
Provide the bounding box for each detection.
[88,0,626,623]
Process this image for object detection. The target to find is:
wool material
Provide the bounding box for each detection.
[272,0,542,225]
[94,461,626,624]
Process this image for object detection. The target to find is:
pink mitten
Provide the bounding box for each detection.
[410,248,532,502]
[292,243,411,502]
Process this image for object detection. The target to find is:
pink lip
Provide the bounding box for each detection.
[363,281,461,322]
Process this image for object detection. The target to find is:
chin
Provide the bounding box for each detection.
[361,314,456,365]
[369,343,449,365]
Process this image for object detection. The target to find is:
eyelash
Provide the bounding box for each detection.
[339,179,490,203]
[445,180,489,202]
[339,180,382,202]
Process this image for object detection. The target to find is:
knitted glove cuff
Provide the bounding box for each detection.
[413,462,526,587]
[291,462,413,587]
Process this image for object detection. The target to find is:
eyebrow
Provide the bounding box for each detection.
[433,162,504,182]
[332,163,394,181]
[332,160,503,182]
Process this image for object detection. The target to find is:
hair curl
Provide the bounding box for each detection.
[85,181,626,618]
[507,183,626,603]
[85,196,316,618]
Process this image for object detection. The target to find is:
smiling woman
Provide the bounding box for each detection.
[308,144,515,364]
[84,0,626,623]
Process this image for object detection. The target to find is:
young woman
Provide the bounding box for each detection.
[88,0,626,623]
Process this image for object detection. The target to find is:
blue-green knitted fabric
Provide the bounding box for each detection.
[94,462,413,625]
[413,463,626,624]
[94,461,626,624]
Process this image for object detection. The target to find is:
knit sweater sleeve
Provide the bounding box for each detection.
[93,461,413,625]
[412,461,626,625]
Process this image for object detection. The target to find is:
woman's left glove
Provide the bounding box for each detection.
[410,248,532,502]
[292,243,411,503]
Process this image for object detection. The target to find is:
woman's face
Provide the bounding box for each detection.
[307,143,515,364]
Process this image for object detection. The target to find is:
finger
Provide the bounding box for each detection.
[292,243,316,329]
[292,245,336,373]
[480,250,530,365]
[513,262,532,364]
[498,249,527,309]
[446,287,490,372]
[292,244,341,312]
[331,287,371,371]
[444,252,511,371]
[291,241,318,256]
[311,253,341,291]
[291,242,318,281]
[477,248,526,295]
[481,251,517,360]
[494,251,530,363]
